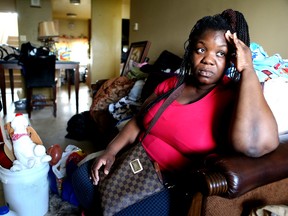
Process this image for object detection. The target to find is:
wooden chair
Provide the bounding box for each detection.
[22,55,57,118]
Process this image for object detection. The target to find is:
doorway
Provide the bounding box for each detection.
[121,18,130,63]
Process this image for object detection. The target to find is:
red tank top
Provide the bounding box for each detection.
[142,76,236,171]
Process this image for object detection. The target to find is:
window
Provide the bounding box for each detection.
[0,12,19,47]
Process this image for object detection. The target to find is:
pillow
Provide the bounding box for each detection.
[89,76,135,134]
[141,71,177,101]
[140,50,182,100]
[90,76,135,112]
[263,77,288,134]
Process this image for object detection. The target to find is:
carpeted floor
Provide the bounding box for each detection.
[45,193,81,216]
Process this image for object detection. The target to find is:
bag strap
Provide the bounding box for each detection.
[144,83,185,137]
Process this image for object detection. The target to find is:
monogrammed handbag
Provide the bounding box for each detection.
[98,84,184,216]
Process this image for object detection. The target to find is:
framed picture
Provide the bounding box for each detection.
[121,41,151,77]
[30,0,41,7]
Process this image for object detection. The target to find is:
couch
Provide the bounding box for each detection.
[188,134,288,216]
[89,50,288,215]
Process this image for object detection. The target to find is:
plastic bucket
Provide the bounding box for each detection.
[0,163,49,216]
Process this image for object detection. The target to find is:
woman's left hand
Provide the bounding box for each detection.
[225,30,254,73]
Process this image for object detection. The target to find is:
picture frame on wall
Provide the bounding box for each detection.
[30,0,41,7]
[121,41,151,77]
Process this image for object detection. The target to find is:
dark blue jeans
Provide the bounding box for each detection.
[72,160,191,216]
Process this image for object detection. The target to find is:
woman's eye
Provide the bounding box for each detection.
[217,51,226,57]
[196,48,205,54]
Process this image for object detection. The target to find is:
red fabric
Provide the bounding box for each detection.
[0,144,13,169]
[141,76,236,171]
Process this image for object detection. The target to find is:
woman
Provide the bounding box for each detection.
[72,9,279,215]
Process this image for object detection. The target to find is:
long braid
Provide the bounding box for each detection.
[235,11,250,46]
[221,9,250,80]
[221,9,250,46]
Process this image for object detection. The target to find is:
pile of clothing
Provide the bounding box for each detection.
[250,42,288,82]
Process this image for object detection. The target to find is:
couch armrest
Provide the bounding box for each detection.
[196,141,288,199]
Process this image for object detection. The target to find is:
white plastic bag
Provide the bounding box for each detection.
[52,144,81,179]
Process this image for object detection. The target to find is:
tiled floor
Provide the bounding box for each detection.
[0,82,96,208]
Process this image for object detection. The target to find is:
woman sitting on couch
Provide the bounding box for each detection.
[72,9,279,215]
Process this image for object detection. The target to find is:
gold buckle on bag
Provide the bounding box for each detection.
[130,159,143,174]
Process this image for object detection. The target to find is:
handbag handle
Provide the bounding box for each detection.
[141,83,185,185]
[144,83,185,136]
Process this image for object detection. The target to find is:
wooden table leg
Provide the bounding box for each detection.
[66,69,71,100]
[74,65,79,114]
[8,69,14,102]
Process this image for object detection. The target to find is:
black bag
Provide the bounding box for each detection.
[65,111,97,141]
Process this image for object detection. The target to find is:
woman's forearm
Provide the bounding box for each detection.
[104,93,158,156]
[230,69,279,157]
[105,117,141,156]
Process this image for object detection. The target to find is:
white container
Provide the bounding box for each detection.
[0,205,17,215]
[0,163,49,216]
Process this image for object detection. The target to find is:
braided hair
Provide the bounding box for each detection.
[180,9,250,83]
[140,9,250,115]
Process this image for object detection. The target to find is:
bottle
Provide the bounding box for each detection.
[0,206,17,216]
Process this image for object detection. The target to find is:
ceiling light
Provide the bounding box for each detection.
[70,0,80,5]
[66,13,77,18]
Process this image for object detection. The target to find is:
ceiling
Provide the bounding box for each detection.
[51,0,91,20]
[51,0,130,20]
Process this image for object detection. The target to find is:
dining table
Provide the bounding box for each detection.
[0,59,80,116]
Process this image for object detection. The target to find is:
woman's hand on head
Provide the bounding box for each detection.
[225,30,254,73]
[90,152,115,185]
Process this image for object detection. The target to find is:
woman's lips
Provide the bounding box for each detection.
[199,70,213,77]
